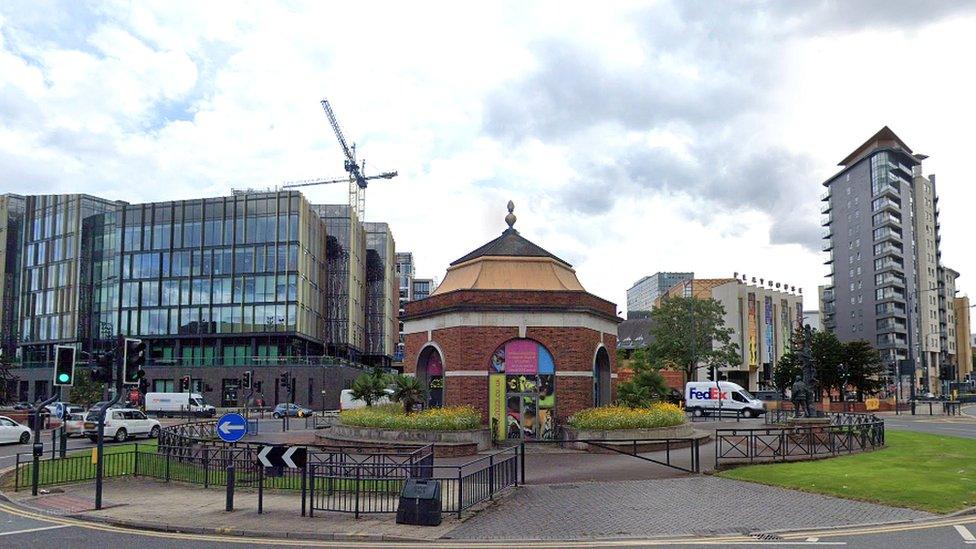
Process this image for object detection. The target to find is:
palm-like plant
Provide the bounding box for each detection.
[391,375,426,414]
[350,369,389,406]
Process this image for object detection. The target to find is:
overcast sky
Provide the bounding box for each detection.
[2,1,975,312]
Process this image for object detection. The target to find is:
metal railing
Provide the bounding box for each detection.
[717,414,884,468]
[8,355,372,370]
[764,409,881,426]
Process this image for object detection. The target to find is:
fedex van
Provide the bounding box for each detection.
[684,381,765,418]
[145,392,216,417]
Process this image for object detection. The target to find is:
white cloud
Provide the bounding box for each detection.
[1,1,975,314]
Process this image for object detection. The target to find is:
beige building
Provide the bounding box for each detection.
[915,170,942,391]
[954,296,972,383]
[658,275,804,391]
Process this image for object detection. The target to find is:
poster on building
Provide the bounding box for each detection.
[764,296,774,364]
[489,374,506,440]
[505,339,538,374]
[781,299,791,353]
[748,293,759,369]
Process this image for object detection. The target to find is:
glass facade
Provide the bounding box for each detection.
[365,222,397,366]
[314,204,366,360]
[81,191,327,364]
[0,195,26,356]
[19,194,119,361]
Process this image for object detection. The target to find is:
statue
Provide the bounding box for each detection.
[792,324,818,418]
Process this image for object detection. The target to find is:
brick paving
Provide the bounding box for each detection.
[20,493,102,515]
[444,477,932,540]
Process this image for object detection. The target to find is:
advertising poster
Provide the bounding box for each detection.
[505,339,538,374]
[489,374,506,440]
[538,346,555,374]
[748,293,759,369]
[427,353,443,376]
[764,296,774,364]
[781,299,791,353]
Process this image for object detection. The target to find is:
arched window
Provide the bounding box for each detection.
[593,346,611,406]
[487,339,556,441]
[417,346,444,408]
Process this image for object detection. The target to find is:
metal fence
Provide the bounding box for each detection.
[717,412,884,468]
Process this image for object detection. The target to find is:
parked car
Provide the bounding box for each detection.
[45,402,84,418]
[11,402,33,411]
[339,388,393,411]
[272,403,313,418]
[0,415,32,445]
[63,412,87,437]
[84,408,161,443]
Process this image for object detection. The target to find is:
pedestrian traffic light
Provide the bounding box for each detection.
[280,371,289,388]
[122,338,147,385]
[242,370,253,390]
[707,366,715,382]
[91,351,114,383]
[53,345,76,386]
[254,381,262,393]
[180,375,191,392]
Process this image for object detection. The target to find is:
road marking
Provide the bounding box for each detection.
[806,538,819,542]
[0,524,71,537]
[956,524,976,543]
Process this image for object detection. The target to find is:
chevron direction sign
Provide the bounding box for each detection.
[256,445,307,469]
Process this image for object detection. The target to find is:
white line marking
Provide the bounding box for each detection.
[806,537,819,542]
[956,524,976,542]
[0,524,71,537]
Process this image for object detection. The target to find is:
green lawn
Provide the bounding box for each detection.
[717,430,976,513]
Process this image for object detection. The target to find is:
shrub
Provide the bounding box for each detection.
[567,403,685,430]
[340,404,482,431]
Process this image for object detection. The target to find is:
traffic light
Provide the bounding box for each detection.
[54,345,76,386]
[707,366,715,382]
[242,370,253,390]
[180,375,191,392]
[91,351,114,383]
[280,371,289,388]
[122,338,147,385]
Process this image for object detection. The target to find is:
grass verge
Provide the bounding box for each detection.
[717,430,976,513]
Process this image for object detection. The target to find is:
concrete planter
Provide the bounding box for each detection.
[321,423,492,455]
[562,423,694,451]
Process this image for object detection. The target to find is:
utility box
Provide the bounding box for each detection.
[396,478,442,526]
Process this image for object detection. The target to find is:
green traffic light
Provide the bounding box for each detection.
[58,373,70,383]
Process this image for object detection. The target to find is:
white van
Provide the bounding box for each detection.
[685,381,765,418]
[145,392,216,417]
[339,388,393,411]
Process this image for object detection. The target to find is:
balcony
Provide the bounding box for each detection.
[822,239,833,252]
[822,227,832,239]
[874,180,900,198]
[873,228,903,245]
[821,213,833,226]
[821,201,832,214]
[872,197,901,213]
[873,212,901,228]
[891,162,914,177]
[821,189,832,201]
[824,252,834,265]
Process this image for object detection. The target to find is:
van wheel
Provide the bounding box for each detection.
[742,409,754,418]
[691,408,704,417]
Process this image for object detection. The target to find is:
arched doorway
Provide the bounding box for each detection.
[487,338,556,441]
[593,346,611,406]
[417,345,444,408]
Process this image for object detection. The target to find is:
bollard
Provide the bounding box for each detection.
[226,465,235,512]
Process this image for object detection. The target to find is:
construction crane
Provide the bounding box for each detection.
[282,98,397,220]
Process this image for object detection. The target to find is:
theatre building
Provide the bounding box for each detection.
[402,202,621,440]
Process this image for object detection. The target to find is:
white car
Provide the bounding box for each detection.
[63,412,87,437]
[83,408,161,443]
[339,388,394,410]
[0,415,32,445]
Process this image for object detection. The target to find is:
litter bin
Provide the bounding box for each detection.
[396,478,442,526]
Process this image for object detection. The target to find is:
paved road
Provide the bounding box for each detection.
[1,501,974,548]
[879,405,976,439]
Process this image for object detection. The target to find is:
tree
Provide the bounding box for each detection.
[772,351,801,395]
[391,374,426,414]
[350,368,389,407]
[812,330,845,400]
[843,340,886,401]
[615,349,670,408]
[648,296,741,382]
[69,368,104,408]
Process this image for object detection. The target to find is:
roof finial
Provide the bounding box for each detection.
[504,200,517,233]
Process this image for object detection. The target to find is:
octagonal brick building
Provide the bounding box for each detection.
[402,202,621,441]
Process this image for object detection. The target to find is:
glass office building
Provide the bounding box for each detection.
[0,194,26,357]
[80,191,328,365]
[314,204,366,360]
[365,222,397,367]
[19,194,120,362]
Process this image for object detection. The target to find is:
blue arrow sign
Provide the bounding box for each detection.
[216,412,248,443]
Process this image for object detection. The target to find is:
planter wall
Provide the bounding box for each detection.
[562,423,694,451]
[321,423,492,456]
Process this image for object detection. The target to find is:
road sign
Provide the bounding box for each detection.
[52,402,65,420]
[257,445,307,469]
[216,413,248,443]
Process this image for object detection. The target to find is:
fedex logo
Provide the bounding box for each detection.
[688,388,729,401]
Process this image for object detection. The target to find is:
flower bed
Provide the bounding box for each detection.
[567,403,685,430]
[339,404,481,431]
